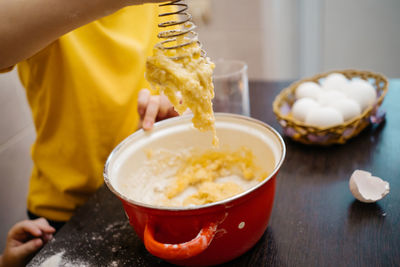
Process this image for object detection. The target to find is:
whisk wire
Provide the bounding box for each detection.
[156,0,205,56]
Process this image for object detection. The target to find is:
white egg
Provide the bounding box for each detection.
[349,170,390,203]
[295,82,322,100]
[322,73,349,92]
[330,98,361,121]
[305,106,344,127]
[291,97,319,122]
[344,79,377,111]
[317,90,346,106]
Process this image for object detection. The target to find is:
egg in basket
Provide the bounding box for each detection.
[272,69,388,145]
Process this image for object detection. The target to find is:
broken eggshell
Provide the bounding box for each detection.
[349,170,390,203]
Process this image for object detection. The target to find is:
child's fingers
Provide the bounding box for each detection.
[9,220,42,241]
[137,89,151,118]
[143,96,160,130]
[34,218,55,234]
[157,94,171,119]
[12,238,43,258]
[167,106,179,118]
[42,233,54,243]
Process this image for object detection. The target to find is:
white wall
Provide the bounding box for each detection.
[196,0,264,80]
[197,0,400,80]
[322,0,400,78]
[259,0,400,80]
[260,0,301,80]
[0,69,35,251]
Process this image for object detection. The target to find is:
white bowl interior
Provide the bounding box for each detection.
[105,114,285,206]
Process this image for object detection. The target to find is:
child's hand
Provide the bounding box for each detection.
[137,89,179,130]
[0,218,55,267]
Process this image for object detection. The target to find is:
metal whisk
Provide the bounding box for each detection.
[156,0,204,57]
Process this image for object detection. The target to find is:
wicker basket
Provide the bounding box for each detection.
[272,69,388,145]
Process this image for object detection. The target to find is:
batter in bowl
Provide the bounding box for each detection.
[117,147,273,207]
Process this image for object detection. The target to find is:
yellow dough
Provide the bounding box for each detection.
[163,147,269,206]
[182,181,243,206]
[145,38,218,145]
[119,147,273,207]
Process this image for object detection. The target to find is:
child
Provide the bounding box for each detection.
[0,0,178,228]
[0,218,55,267]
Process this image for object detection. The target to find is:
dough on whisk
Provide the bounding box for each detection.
[146,36,217,145]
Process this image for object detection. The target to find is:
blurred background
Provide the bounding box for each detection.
[0,0,399,251]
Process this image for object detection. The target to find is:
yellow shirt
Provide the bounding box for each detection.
[15,5,161,221]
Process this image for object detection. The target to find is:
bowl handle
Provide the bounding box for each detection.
[144,221,218,260]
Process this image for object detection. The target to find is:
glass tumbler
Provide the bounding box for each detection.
[212,59,250,116]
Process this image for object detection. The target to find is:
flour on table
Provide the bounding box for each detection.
[36,250,90,267]
[39,251,64,267]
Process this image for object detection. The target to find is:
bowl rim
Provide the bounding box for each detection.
[103,113,286,211]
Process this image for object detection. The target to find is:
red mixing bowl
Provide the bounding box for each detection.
[104,113,285,266]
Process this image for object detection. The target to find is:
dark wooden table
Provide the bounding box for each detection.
[28,80,400,267]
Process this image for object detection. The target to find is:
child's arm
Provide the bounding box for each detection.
[0,218,55,267]
[0,0,166,69]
